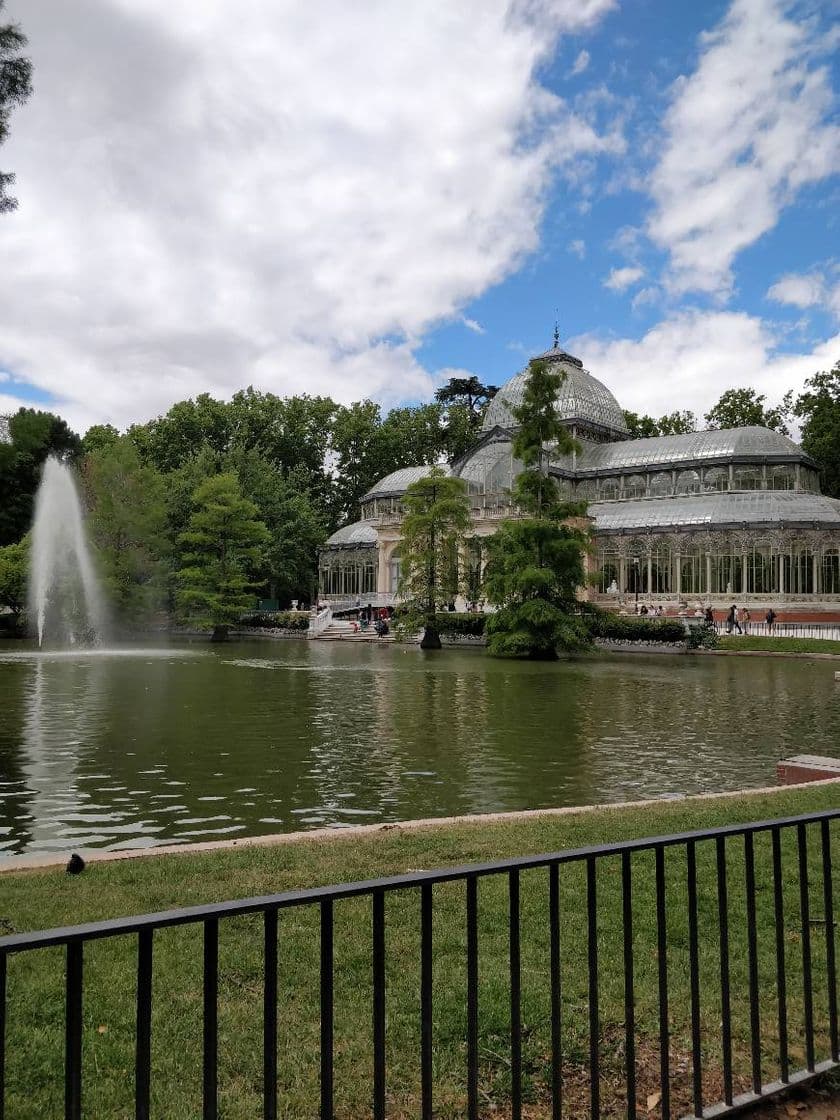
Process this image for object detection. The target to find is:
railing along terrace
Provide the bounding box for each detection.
[0,809,838,1118]
[715,621,840,641]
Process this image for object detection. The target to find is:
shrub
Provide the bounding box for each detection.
[238,611,309,631]
[433,612,486,636]
[587,611,687,644]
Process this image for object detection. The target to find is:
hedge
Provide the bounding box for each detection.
[238,611,310,631]
[586,612,687,644]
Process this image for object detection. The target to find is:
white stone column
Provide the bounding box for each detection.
[647,552,653,596]
[619,556,627,593]
[813,551,820,595]
[741,553,748,594]
[778,552,785,595]
[377,546,388,595]
[705,553,712,596]
[675,553,682,597]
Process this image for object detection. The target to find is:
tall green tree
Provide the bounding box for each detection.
[83,438,169,625]
[176,472,269,640]
[705,387,789,433]
[399,466,471,650]
[0,535,27,616]
[793,360,840,498]
[0,408,82,546]
[483,357,590,659]
[0,0,32,213]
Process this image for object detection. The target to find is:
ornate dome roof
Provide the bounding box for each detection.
[362,465,445,501]
[323,521,377,547]
[482,347,628,438]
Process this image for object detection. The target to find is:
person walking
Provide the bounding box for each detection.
[726,604,742,634]
[742,607,750,634]
[766,607,777,633]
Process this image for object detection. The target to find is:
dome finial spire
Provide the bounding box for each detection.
[553,320,560,349]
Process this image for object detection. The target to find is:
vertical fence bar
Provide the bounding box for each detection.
[716,836,733,1107]
[744,833,762,1095]
[587,856,600,1120]
[655,846,670,1120]
[203,919,218,1120]
[372,891,386,1120]
[686,841,703,1118]
[320,900,334,1120]
[136,930,153,1120]
[466,876,479,1120]
[0,951,6,1120]
[420,884,433,1120]
[771,827,789,1083]
[65,941,83,1120]
[549,863,562,1120]
[798,824,815,1072]
[621,852,636,1120]
[509,870,522,1120]
[821,819,838,1061]
[263,910,278,1120]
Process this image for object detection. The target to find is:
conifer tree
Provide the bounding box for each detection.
[483,358,590,659]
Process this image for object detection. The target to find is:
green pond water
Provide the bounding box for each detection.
[0,639,837,857]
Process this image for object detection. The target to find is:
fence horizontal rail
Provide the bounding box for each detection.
[1,806,838,954]
[0,807,838,1120]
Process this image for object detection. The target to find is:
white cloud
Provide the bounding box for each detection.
[0,0,620,432]
[571,310,840,420]
[767,267,840,318]
[647,0,840,297]
[461,317,486,335]
[568,238,586,258]
[571,49,590,75]
[767,272,827,308]
[604,266,644,291]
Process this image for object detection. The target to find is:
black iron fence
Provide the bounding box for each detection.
[0,808,838,1119]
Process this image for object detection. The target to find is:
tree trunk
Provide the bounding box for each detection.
[210,625,229,643]
[528,646,558,661]
[420,625,442,650]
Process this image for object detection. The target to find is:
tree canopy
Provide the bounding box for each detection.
[0,409,82,547]
[0,0,32,213]
[398,467,471,649]
[704,388,789,434]
[622,409,697,439]
[793,361,840,498]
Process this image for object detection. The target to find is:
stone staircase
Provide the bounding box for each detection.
[316,621,394,643]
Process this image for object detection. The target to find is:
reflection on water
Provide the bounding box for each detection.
[0,640,837,856]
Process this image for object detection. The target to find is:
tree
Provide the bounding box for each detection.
[483,357,590,659]
[705,388,789,434]
[622,409,696,439]
[435,377,498,462]
[398,466,471,650]
[0,535,27,615]
[0,0,32,213]
[793,360,840,498]
[176,472,269,640]
[0,408,82,546]
[82,438,170,625]
[82,424,121,455]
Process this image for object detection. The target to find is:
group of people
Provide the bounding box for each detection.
[723,605,777,633]
[637,604,666,617]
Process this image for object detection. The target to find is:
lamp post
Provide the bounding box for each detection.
[632,556,640,613]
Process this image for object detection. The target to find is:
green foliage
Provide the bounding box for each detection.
[686,621,719,649]
[0,409,82,546]
[587,611,687,644]
[793,360,840,498]
[0,0,32,213]
[484,358,590,659]
[434,377,498,460]
[622,409,697,438]
[704,387,789,434]
[176,473,270,634]
[0,534,27,614]
[238,610,309,631]
[431,611,486,636]
[399,467,472,644]
[81,424,120,455]
[82,438,170,624]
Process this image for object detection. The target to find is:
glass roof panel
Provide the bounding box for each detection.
[592,491,840,531]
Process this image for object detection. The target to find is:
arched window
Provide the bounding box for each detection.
[575,478,596,499]
[649,472,672,497]
[599,477,620,500]
[679,547,706,595]
[650,542,672,593]
[595,548,621,593]
[823,549,840,594]
[703,467,728,492]
[623,474,647,498]
[388,548,402,594]
[676,470,701,495]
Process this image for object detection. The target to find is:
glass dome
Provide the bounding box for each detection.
[482,348,628,438]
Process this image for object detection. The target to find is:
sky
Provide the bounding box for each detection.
[0,0,838,435]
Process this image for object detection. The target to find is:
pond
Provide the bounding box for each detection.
[0,639,837,857]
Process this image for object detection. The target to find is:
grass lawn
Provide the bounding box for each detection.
[718,635,840,655]
[0,784,838,1118]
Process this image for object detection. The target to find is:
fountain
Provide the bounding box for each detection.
[29,457,107,646]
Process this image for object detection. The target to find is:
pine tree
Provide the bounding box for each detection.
[483,358,591,659]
